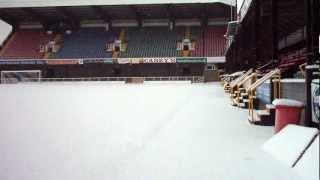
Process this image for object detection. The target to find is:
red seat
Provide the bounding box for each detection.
[193,26,227,57]
[1,30,50,59]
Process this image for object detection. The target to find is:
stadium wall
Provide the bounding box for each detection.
[0,63,205,78]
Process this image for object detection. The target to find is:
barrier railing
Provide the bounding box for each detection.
[2,76,205,84]
[0,57,209,65]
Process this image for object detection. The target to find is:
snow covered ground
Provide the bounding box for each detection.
[294,136,319,180]
[262,125,318,167]
[0,82,303,180]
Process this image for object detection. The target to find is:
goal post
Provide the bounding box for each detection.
[1,70,42,84]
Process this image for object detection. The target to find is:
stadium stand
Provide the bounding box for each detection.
[0,26,227,59]
[54,28,117,59]
[120,27,184,58]
[278,48,307,72]
[0,30,51,59]
[192,26,227,57]
[257,48,307,75]
[190,27,203,57]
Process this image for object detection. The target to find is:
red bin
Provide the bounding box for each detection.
[272,99,305,133]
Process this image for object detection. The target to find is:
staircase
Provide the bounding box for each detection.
[182,27,191,57]
[231,88,251,108]
[248,104,276,126]
[43,51,51,59]
[231,73,258,108]
[182,50,190,57]
[119,29,126,42]
[247,69,281,125]
[112,51,120,58]
[112,29,126,58]
[185,27,191,39]
[43,33,62,59]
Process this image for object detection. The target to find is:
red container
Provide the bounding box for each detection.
[273,99,304,133]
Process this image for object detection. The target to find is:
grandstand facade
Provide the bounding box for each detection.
[224,0,319,127]
[0,1,235,79]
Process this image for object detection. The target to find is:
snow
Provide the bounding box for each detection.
[281,79,305,83]
[143,81,191,85]
[312,79,319,84]
[259,78,305,84]
[0,20,12,47]
[294,136,319,180]
[230,71,244,77]
[266,104,275,109]
[0,82,302,180]
[262,125,319,167]
[272,99,305,108]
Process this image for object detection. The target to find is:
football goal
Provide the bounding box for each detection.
[1,70,42,84]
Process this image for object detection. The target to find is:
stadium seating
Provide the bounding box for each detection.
[120,27,184,58]
[0,30,51,59]
[258,48,307,74]
[0,26,227,59]
[278,48,306,71]
[54,28,117,59]
[192,26,227,57]
[190,27,203,57]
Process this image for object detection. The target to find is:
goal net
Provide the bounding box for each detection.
[1,70,41,84]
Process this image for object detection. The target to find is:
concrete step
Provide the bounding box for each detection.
[230,100,237,106]
[248,109,275,126]
[241,92,248,96]
[266,104,276,110]
[243,99,249,103]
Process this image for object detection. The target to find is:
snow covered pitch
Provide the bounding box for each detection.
[0,82,303,180]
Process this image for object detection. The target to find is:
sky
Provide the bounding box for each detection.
[0,20,12,47]
[237,0,244,13]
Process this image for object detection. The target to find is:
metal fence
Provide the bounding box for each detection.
[2,76,205,84]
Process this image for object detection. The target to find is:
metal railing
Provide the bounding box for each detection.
[2,76,205,84]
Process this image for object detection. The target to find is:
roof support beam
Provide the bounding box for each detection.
[271,0,278,63]
[21,8,47,28]
[131,5,142,28]
[304,0,319,127]
[304,0,313,127]
[165,4,175,28]
[92,6,111,23]
[201,4,208,27]
[165,4,175,21]
[312,0,319,57]
[253,0,261,68]
[57,7,79,30]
